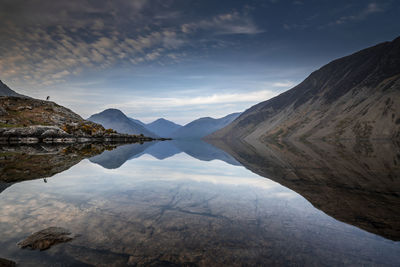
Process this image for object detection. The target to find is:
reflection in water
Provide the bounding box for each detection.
[0,140,399,266]
[89,140,240,169]
[209,138,400,241]
[0,143,116,194]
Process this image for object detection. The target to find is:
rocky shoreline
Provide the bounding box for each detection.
[0,125,169,144]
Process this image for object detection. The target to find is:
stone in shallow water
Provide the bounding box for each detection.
[17,227,73,251]
[0,258,16,267]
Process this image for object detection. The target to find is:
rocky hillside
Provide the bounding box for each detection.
[208,37,400,141]
[0,96,84,128]
[88,109,158,138]
[0,95,155,144]
[171,112,241,139]
[0,96,110,137]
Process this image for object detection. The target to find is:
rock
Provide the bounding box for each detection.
[0,106,8,116]
[17,227,74,250]
[2,126,69,137]
[0,258,16,267]
[41,128,69,137]
[16,106,32,111]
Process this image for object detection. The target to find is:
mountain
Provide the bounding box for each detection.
[208,37,400,141]
[129,118,146,127]
[171,113,241,139]
[0,80,24,97]
[146,118,182,137]
[88,109,158,137]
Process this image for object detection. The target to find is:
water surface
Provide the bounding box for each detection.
[0,140,399,266]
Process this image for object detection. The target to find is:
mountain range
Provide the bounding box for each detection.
[88,109,241,139]
[208,36,400,141]
[170,113,241,139]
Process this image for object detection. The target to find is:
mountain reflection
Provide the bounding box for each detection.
[0,143,115,193]
[208,138,400,241]
[0,140,399,265]
[89,140,240,168]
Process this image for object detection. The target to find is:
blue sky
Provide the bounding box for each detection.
[0,0,399,124]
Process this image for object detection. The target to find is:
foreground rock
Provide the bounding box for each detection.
[0,125,155,144]
[17,227,74,250]
[0,258,16,267]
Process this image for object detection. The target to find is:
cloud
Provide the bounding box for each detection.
[272,81,296,87]
[181,12,263,35]
[104,89,278,115]
[0,24,187,86]
[0,2,263,86]
[331,3,384,25]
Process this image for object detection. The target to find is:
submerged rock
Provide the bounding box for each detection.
[17,227,74,250]
[0,258,16,267]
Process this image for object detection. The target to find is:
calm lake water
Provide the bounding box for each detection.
[0,140,399,266]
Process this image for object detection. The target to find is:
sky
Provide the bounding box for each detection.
[0,0,399,124]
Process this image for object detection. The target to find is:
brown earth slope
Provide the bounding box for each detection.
[208,36,400,141]
[0,96,84,128]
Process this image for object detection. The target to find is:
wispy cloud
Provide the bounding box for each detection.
[181,12,264,35]
[330,3,384,26]
[106,89,278,112]
[0,3,263,86]
[272,81,296,88]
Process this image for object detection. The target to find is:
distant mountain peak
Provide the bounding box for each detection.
[88,108,158,137]
[170,112,241,139]
[98,108,125,115]
[146,118,182,137]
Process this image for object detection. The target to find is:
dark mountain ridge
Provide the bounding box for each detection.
[208,36,400,141]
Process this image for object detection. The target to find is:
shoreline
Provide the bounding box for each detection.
[0,125,171,145]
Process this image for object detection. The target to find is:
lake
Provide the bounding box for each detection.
[0,140,399,266]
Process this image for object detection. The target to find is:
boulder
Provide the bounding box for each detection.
[17,227,74,251]
[0,258,16,267]
[0,106,8,116]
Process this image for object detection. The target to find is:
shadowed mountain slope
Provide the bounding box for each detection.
[146,118,182,137]
[208,37,400,141]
